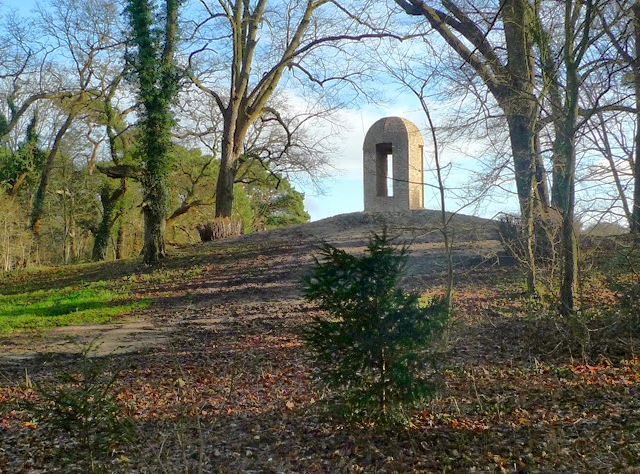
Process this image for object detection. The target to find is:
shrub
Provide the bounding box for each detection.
[604,239,640,337]
[27,340,134,472]
[496,212,561,270]
[302,232,448,424]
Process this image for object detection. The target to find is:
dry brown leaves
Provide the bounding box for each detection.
[1,238,640,473]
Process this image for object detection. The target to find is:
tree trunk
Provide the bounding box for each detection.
[140,159,170,264]
[29,113,74,235]
[143,201,166,264]
[556,132,578,316]
[70,206,78,262]
[116,220,125,260]
[506,114,537,292]
[141,159,170,264]
[556,0,585,316]
[92,181,126,261]
[632,1,640,233]
[502,0,550,293]
[533,134,550,211]
[215,147,237,218]
[215,113,246,218]
[555,120,578,315]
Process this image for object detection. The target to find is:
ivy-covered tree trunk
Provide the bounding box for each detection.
[142,194,167,262]
[92,80,132,261]
[2,112,46,199]
[115,220,125,260]
[125,0,180,264]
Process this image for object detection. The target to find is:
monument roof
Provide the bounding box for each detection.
[364,116,422,144]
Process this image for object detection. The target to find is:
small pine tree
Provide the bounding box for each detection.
[302,231,448,424]
[26,341,134,472]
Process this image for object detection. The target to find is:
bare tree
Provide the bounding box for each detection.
[534,0,607,314]
[0,9,75,142]
[393,0,549,292]
[188,0,393,218]
[598,0,640,232]
[22,0,124,235]
[580,107,635,229]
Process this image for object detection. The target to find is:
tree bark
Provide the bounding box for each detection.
[632,1,640,233]
[506,114,538,291]
[116,220,125,260]
[216,107,241,217]
[556,118,579,315]
[92,180,126,261]
[29,113,74,235]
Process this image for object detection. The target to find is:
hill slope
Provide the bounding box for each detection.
[2,211,639,474]
[0,209,501,360]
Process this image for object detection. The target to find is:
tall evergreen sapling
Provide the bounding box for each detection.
[302,232,447,423]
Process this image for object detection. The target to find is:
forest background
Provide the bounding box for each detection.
[1,0,639,310]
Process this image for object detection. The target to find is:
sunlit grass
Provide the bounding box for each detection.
[0,284,150,333]
[0,251,212,333]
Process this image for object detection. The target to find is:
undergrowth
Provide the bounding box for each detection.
[21,339,135,473]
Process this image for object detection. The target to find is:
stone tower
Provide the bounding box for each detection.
[363,116,424,212]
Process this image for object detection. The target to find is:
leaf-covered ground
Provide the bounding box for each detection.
[0,211,639,473]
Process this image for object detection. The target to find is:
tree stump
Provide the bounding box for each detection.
[196,218,244,242]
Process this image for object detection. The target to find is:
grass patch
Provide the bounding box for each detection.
[0,252,215,334]
[0,257,209,334]
[0,283,150,333]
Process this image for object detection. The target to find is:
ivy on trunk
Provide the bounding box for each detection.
[124,0,181,264]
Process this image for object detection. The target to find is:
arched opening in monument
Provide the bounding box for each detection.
[375,142,393,197]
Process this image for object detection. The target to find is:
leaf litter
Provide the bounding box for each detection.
[0,217,639,473]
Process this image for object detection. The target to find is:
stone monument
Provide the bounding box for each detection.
[363,116,424,212]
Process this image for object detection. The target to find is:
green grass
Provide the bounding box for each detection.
[0,251,213,334]
[0,283,150,333]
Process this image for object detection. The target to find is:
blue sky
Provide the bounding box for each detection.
[5,0,35,13]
